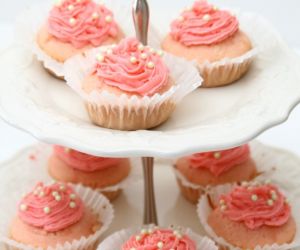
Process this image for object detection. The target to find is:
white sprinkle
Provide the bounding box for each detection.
[59,185,66,191]
[105,15,112,23]
[203,14,211,21]
[70,193,76,200]
[130,56,137,64]
[178,15,184,21]
[96,54,105,62]
[68,4,74,11]
[54,0,62,7]
[147,61,155,69]
[267,199,274,206]
[251,194,258,201]
[52,191,58,197]
[92,12,99,19]
[157,242,164,249]
[214,152,221,159]
[271,193,278,201]
[69,18,76,26]
[106,49,113,55]
[220,205,227,211]
[156,50,164,57]
[135,235,141,241]
[138,44,144,51]
[55,195,62,201]
[70,201,77,208]
[44,207,51,214]
[219,199,225,205]
[20,204,27,211]
[141,53,148,59]
[149,48,156,54]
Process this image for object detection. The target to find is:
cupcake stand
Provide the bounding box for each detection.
[1,0,300,246]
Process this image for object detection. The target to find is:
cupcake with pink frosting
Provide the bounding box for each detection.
[199,183,296,249]
[8,182,113,249]
[162,0,254,87]
[64,37,201,130]
[175,144,257,203]
[97,225,218,250]
[33,0,123,78]
[48,145,131,201]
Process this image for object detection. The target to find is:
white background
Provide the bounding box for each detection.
[0,0,299,161]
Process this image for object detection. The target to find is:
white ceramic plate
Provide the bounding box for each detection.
[0,141,299,245]
[0,13,300,157]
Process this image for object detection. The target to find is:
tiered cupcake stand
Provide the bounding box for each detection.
[1,0,300,246]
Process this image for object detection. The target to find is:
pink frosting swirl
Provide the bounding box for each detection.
[189,145,250,176]
[48,0,120,49]
[18,182,84,232]
[219,184,291,230]
[94,37,169,96]
[122,228,196,250]
[54,145,123,172]
[170,0,239,46]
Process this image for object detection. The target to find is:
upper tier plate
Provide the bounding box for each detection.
[1,15,300,157]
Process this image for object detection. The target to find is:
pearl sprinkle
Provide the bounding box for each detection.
[20,204,27,211]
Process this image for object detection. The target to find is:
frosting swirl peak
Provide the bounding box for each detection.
[170,0,239,46]
[54,145,122,172]
[48,0,120,49]
[219,184,291,230]
[122,228,196,250]
[94,37,169,96]
[18,182,84,232]
[189,145,250,176]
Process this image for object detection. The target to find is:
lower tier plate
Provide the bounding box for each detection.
[0,141,299,244]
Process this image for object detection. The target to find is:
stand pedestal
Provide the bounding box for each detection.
[142,157,158,225]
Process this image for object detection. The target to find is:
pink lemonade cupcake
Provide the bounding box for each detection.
[207,183,296,248]
[36,0,123,76]
[10,182,102,249]
[80,37,176,130]
[175,144,257,204]
[162,0,253,87]
[48,145,131,201]
[97,226,218,250]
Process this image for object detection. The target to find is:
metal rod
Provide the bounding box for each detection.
[142,157,158,225]
[132,0,150,45]
[132,0,157,225]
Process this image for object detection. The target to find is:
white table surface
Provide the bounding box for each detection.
[0,0,300,161]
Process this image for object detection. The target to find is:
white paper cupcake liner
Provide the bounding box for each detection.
[197,183,300,250]
[173,141,278,194]
[96,226,218,250]
[64,47,202,110]
[0,183,114,250]
[14,0,161,78]
[13,143,141,194]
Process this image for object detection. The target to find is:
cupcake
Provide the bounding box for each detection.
[97,226,218,250]
[206,183,296,248]
[36,0,123,77]
[64,37,201,130]
[162,0,254,87]
[175,144,257,204]
[48,145,131,201]
[9,182,108,249]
